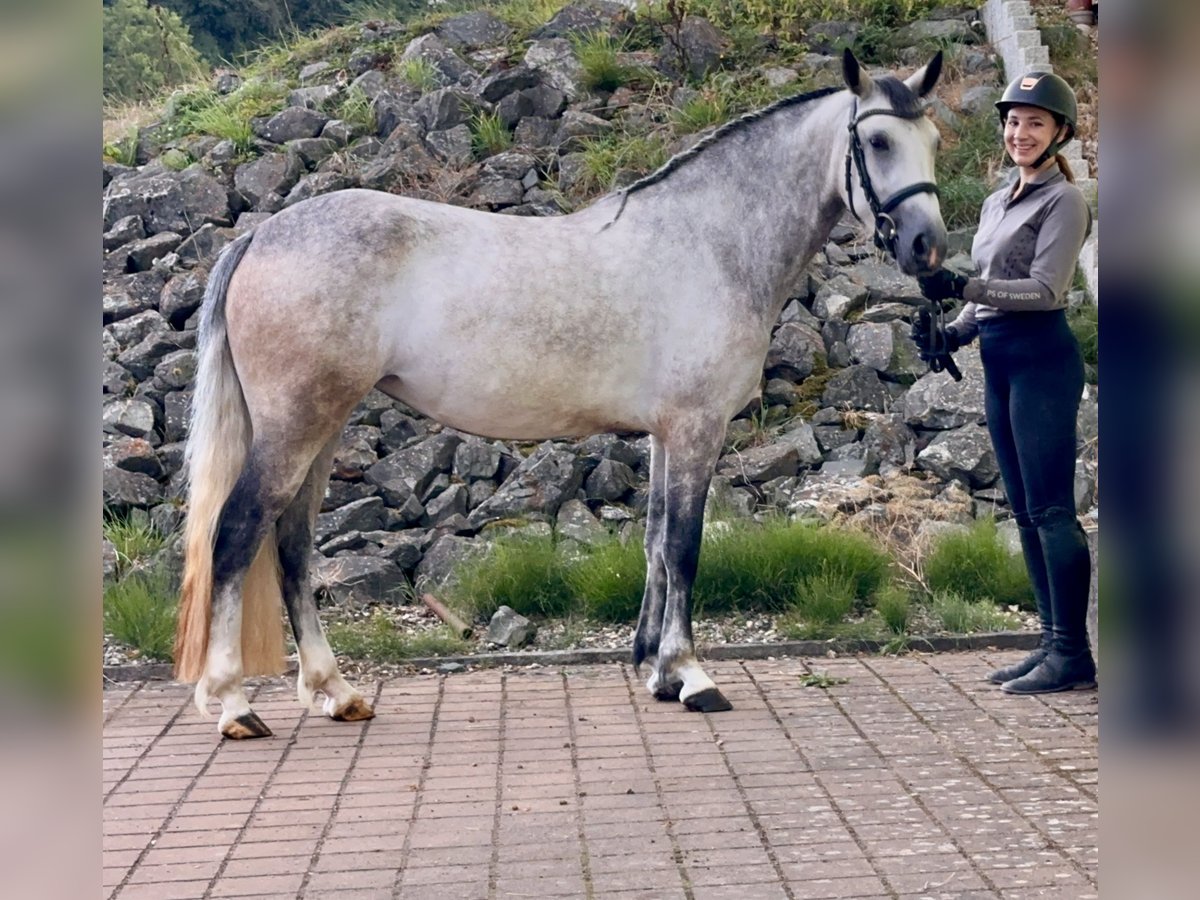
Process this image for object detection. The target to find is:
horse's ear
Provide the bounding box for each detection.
[842,48,873,98]
[904,50,944,98]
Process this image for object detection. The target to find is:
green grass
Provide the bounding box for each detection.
[184,103,256,154]
[692,518,891,616]
[570,537,647,623]
[1068,302,1098,373]
[936,110,999,229]
[672,92,728,134]
[471,111,513,157]
[337,86,377,132]
[104,567,178,661]
[103,514,169,581]
[929,591,1019,634]
[572,31,634,93]
[446,534,573,621]
[326,612,469,663]
[791,565,857,625]
[575,130,669,195]
[103,129,139,166]
[797,671,849,688]
[395,57,440,93]
[874,583,912,635]
[923,518,1034,610]
[492,0,566,35]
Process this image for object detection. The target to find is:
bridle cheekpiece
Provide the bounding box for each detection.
[844,101,939,258]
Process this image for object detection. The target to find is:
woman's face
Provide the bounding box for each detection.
[1004,104,1065,168]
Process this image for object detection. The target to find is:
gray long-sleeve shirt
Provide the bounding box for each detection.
[949,167,1091,342]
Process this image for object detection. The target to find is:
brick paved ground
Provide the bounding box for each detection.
[103,651,1098,899]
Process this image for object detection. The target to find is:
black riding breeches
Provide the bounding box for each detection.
[979,309,1092,656]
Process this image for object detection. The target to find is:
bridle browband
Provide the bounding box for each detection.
[844,102,939,258]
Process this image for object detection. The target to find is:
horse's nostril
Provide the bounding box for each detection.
[913,233,929,257]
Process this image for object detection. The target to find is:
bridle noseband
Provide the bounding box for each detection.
[844,102,939,258]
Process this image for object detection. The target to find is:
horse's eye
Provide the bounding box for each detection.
[869,135,890,152]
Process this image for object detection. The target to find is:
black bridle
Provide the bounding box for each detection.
[844,102,939,258]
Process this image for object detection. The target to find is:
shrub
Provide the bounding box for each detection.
[923,518,1034,610]
[104,567,178,661]
[103,0,204,101]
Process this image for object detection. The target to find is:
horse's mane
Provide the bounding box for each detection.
[619,85,843,199]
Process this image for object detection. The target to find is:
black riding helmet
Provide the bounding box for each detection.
[995,71,1077,167]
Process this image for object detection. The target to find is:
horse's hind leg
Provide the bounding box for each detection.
[203,448,306,739]
[277,436,374,722]
[653,423,732,713]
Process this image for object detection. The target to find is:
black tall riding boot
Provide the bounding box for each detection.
[1003,510,1097,694]
[987,522,1054,684]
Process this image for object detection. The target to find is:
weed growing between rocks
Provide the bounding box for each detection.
[104,569,178,662]
[326,609,469,662]
[930,590,1019,634]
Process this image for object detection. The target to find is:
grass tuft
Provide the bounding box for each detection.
[395,57,441,92]
[103,514,169,581]
[471,111,513,157]
[874,583,912,635]
[572,31,634,93]
[104,567,178,661]
[326,611,469,663]
[929,591,1019,634]
[446,534,573,622]
[923,518,1034,610]
[570,537,647,623]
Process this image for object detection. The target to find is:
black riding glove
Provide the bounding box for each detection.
[918,269,969,303]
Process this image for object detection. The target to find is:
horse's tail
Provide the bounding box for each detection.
[174,231,286,697]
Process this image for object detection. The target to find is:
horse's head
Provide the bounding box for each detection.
[840,49,948,276]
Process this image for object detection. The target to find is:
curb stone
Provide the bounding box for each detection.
[102,629,1041,682]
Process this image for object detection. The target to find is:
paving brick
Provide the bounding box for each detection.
[102,654,1098,898]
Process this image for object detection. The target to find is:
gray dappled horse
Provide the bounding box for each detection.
[175,50,948,739]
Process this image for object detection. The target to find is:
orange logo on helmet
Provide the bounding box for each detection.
[1020,76,1041,90]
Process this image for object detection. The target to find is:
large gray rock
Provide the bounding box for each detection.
[486,605,537,649]
[775,422,824,467]
[415,88,487,132]
[812,274,868,319]
[902,346,987,429]
[424,484,470,526]
[717,443,799,486]
[475,66,542,103]
[916,423,999,489]
[312,554,407,604]
[524,39,585,100]
[435,11,513,50]
[103,463,163,510]
[234,152,304,210]
[454,439,504,481]
[425,125,476,168]
[103,397,158,439]
[847,321,926,383]
[533,1,634,40]
[468,443,591,526]
[365,433,463,507]
[104,436,164,479]
[399,34,474,87]
[821,365,890,413]
[765,322,825,381]
[585,457,637,502]
[842,260,922,303]
[659,15,727,81]
[331,426,382,481]
[860,414,917,470]
[415,534,485,586]
[316,497,388,544]
[256,106,328,143]
[103,169,232,235]
[120,232,182,272]
[152,350,196,391]
[556,498,609,547]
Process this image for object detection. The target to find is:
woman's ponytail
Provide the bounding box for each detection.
[1055,153,1076,183]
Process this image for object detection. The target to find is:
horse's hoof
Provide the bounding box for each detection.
[682,688,733,713]
[647,671,681,702]
[221,711,273,740]
[330,697,376,722]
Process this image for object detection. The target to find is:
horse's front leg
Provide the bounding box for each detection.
[633,436,670,690]
[651,426,733,713]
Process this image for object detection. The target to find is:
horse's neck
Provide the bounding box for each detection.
[612,95,850,315]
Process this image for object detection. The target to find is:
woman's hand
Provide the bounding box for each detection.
[918,268,969,302]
